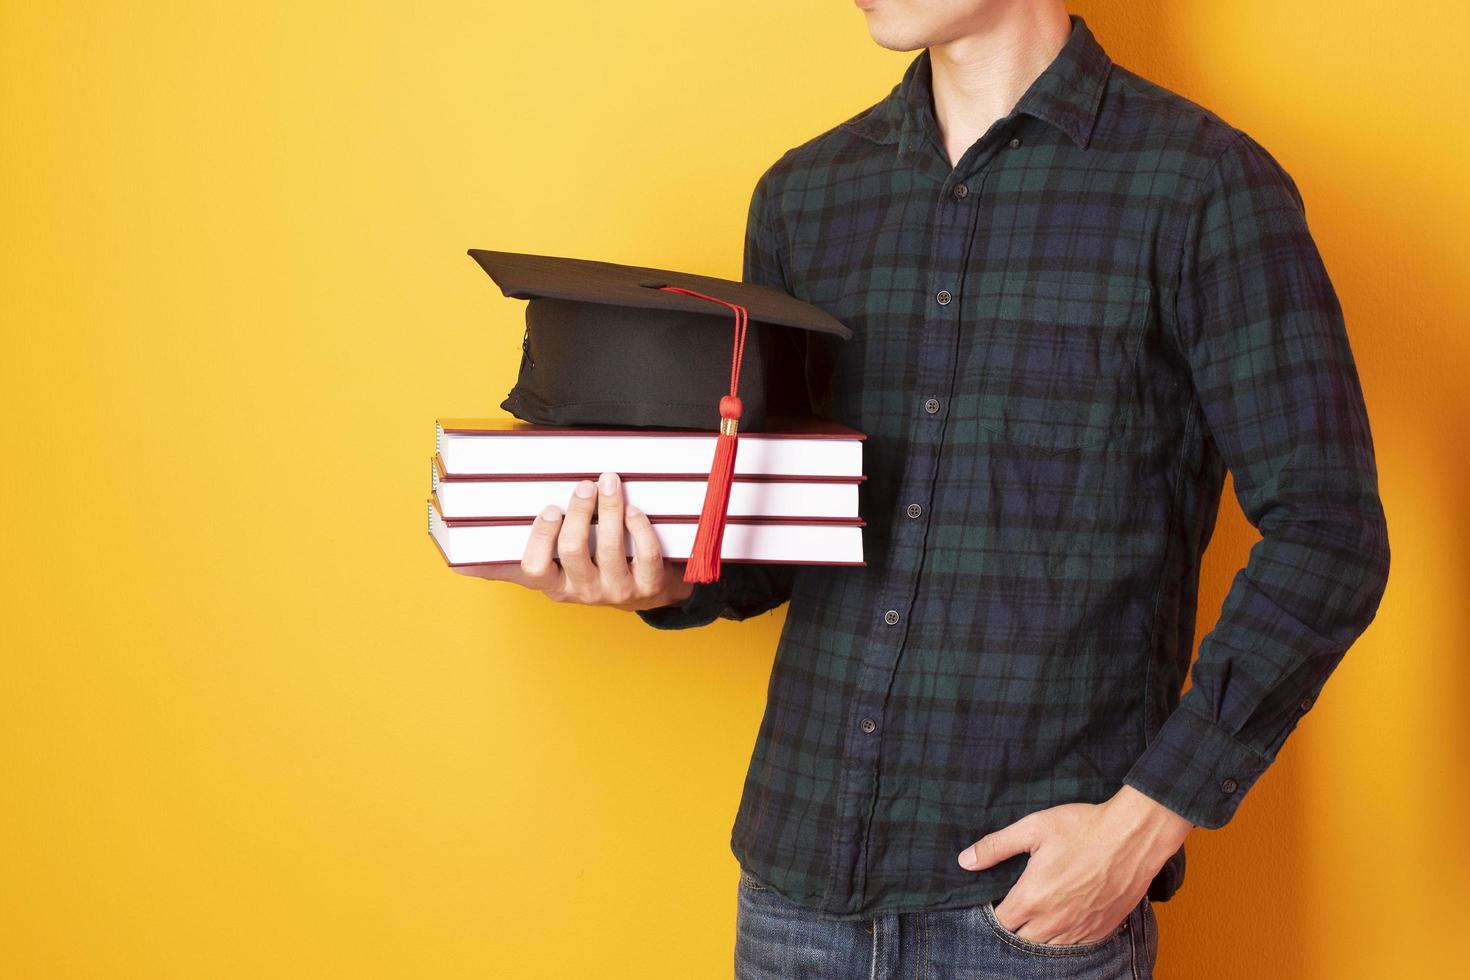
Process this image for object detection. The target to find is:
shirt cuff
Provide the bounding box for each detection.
[1120,698,1274,829]
[634,580,728,630]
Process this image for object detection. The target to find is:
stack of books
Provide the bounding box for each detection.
[427,414,867,570]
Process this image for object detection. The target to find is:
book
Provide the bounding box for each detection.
[430,454,865,521]
[435,413,865,478]
[427,495,866,568]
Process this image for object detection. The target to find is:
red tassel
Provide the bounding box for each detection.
[654,284,749,584]
[684,395,741,583]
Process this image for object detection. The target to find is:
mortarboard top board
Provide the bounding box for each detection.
[467,248,851,432]
[467,247,854,584]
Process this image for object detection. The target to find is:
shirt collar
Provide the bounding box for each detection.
[841,13,1112,156]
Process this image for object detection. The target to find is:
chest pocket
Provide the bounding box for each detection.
[958,274,1154,453]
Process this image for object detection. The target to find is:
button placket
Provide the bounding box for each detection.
[830,157,983,912]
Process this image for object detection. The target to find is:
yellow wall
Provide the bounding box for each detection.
[2,2,1464,977]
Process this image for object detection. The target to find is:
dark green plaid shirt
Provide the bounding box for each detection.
[638,13,1389,919]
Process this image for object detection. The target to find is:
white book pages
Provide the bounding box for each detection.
[432,469,861,520]
[428,501,864,567]
[436,425,863,478]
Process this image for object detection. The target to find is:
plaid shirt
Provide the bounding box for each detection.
[637,13,1389,918]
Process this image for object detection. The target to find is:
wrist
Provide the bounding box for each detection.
[1106,784,1194,853]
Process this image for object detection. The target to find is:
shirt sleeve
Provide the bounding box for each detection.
[1120,130,1391,828]
[635,164,807,631]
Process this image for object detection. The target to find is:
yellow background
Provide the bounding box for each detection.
[3,1,1465,977]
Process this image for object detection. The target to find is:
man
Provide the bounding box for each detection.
[459,2,1390,976]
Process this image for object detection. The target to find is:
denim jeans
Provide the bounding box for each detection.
[734,867,1158,979]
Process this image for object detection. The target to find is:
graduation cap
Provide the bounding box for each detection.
[467,247,852,585]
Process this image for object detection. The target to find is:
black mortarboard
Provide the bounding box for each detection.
[468,249,852,430]
[467,247,853,583]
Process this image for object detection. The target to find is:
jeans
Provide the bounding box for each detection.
[734,867,1159,979]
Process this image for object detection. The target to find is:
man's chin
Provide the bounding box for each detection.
[864,24,930,53]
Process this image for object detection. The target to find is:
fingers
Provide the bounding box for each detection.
[519,475,678,607]
[625,504,670,598]
[958,812,1040,870]
[557,478,599,595]
[593,472,635,602]
[519,504,565,592]
[991,894,1036,939]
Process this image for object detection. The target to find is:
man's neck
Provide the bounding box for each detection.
[927,5,1072,168]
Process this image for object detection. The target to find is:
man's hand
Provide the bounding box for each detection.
[449,470,697,612]
[956,784,1193,946]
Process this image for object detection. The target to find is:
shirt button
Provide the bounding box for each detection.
[1220,777,1239,794]
[952,182,969,199]
[1009,136,1022,149]
[906,503,922,519]
[884,609,900,625]
[860,717,877,734]
[936,289,952,306]
[924,397,940,414]
[1299,695,1314,711]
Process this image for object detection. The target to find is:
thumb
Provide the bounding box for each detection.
[957,815,1039,871]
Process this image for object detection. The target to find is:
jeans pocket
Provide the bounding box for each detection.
[737,866,770,892]
[980,900,1131,957]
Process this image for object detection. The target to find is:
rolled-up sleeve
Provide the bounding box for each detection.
[636,163,808,631]
[1121,130,1391,828]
